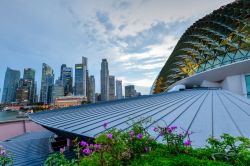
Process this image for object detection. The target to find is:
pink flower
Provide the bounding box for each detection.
[129,131,135,137]
[103,121,108,129]
[80,141,88,147]
[137,133,143,139]
[107,133,113,139]
[153,127,158,132]
[94,144,101,151]
[60,147,65,153]
[166,127,172,133]
[83,148,92,155]
[170,126,177,130]
[184,139,191,146]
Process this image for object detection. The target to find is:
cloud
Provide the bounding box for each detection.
[0,0,235,98]
[96,11,115,32]
[112,0,132,10]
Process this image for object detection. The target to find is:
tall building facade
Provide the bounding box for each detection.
[74,57,88,96]
[82,57,88,96]
[75,64,83,95]
[88,75,95,103]
[61,66,73,96]
[109,76,115,100]
[1,67,20,103]
[125,85,136,98]
[101,59,109,101]
[23,68,35,81]
[116,80,123,99]
[16,79,31,104]
[52,78,64,103]
[40,63,54,104]
[60,64,66,80]
[23,68,36,103]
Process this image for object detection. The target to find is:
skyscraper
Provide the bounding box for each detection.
[23,68,35,81]
[125,85,136,98]
[52,78,64,103]
[75,64,83,95]
[88,75,95,103]
[1,68,20,103]
[23,68,36,103]
[45,74,54,104]
[74,57,88,96]
[61,66,73,96]
[116,80,123,99]
[82,57,88,96]
[60,64,66,80]
[40,63,54,104]
[16,79,30,105]
[101,59,109,101]
[109,76,115,100]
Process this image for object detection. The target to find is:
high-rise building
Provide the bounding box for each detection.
[101,59,109,101]
[1,67,20,103]
[16,79,31,105]
[82,57,88,96]
[61,66,73,96]
[74,57,88,96]
[52,78,64,103]
[23,68,36,104]
[88,75,95,103]
[40,63,54,104]
[116,80,123,100]
[86,70,89,98]
[46,75,54,104]
[125,85,136,98]
[60,64,66,80]
[109,76,115,100]
[95,93,101,102]
[75,64,83,95]
[23,68,35,81]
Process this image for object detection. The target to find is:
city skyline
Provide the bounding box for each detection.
[1,57,140,104]
[0,0,234,100]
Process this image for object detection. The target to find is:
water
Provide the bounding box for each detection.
[0,111,20,122]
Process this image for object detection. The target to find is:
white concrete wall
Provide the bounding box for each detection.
[221,75,245,96]
[201,80,221,88]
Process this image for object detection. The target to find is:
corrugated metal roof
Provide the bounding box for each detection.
[0,131,54,166]
[30,89,250,147]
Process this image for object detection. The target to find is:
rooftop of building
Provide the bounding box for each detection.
[31,88,250,147]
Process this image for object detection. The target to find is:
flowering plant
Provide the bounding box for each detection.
[0,145,13,166]
[154,125,192,154]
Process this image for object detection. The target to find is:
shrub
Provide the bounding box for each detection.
[206,134,250,165]
[44,122,250,166]
[0,145,13,166]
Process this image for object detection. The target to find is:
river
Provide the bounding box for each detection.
[0,111,20,122]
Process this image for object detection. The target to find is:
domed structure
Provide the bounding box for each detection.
[152,0,250,94]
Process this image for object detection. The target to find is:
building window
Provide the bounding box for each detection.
[245,75,250,99]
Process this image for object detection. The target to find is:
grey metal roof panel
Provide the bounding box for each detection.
[0,131,54,166]
[30,89,250,147]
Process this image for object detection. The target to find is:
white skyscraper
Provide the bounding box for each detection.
[116,80,123,99]
[101,59,109,101]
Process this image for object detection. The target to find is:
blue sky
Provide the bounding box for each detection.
[0,0,234,99]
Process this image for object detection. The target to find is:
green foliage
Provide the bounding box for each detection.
[0,146,13,166]
[45,153,71,166]
[44,122,250,166]
[206,134,250,165]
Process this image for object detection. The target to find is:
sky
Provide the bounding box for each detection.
[0,0,234,99]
